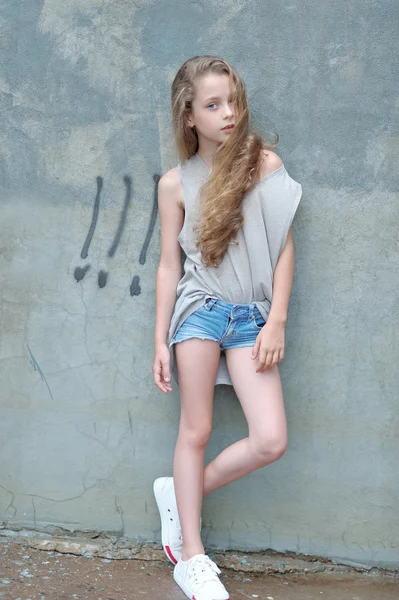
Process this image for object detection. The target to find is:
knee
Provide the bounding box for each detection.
[250,434,288,465]
[179,422,212,450]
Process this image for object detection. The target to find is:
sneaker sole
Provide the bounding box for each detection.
[153,477,181,565]
[173,569,191,599]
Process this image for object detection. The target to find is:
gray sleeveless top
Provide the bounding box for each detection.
[167,153,302,387]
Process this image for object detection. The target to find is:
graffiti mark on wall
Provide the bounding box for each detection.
[73,176,103,283]
[74,264,90,282]
[27,344,54,402]
[130,174,159,296]
[81,176,103,259]
[139,174,159,265]
[74,174,159,296]
[98,175,132,288]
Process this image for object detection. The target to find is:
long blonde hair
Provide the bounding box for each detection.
[171,55,278,268]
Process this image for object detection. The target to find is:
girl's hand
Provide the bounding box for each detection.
[251,318,285,372]
[153,343,173,393]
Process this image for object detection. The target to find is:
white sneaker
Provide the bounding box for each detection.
[173,553,230,600]
[153,477,203,565]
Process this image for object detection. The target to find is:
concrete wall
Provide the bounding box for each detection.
[1,0,398,569]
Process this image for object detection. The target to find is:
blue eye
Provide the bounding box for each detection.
[208,103,217,110]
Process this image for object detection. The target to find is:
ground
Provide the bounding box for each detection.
[1,538,398,600]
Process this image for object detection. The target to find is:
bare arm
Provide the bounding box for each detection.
[268,228,295,326]
[153,167,184,391]
[252,228,295,371]
[154,167,184,345]
[259,150,293,323]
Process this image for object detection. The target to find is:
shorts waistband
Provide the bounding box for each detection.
[204,297,258,318]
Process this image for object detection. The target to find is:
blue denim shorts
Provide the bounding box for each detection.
[171,297,267,350]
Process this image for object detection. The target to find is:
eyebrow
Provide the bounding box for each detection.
[204,96,221,103]
[204,93,236,104]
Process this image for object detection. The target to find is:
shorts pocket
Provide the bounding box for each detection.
[250,307,266,331]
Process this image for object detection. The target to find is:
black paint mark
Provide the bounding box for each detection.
[130,275,141,296]
[129,174,159,296]
[108,175,132,258]
[74,177,102,283]
[98,270,108,288]
[98,176,132,289]
[74,264,91,282]
[80,176,103,259]
[139,174,159,265]
[74,173,158,294]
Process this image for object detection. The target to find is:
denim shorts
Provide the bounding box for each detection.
[171,297,267,350]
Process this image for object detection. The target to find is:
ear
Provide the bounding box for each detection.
[186,112,194,128]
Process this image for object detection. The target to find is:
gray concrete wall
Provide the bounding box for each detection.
[0,0,398,569]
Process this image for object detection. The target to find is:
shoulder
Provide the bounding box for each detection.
[259,149,283,179]
[158,166,182,191]
[158,166,184,209]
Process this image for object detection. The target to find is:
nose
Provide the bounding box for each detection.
[223,101,234,119]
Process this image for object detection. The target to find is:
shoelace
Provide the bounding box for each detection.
[190,555,222,586]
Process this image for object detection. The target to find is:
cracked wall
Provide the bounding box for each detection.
[0,0,398,570]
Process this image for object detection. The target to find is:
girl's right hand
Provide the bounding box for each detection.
[153,343,173,393]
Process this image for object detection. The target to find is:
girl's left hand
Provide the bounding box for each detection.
[252,318,285,372]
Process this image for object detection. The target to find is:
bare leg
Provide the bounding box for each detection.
[173,338,220,560]
[202,346,288,497]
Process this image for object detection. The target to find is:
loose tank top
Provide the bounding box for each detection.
[167,152,302,387]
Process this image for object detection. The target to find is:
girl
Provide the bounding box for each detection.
[153,55,302,600]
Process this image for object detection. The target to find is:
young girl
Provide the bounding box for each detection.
[153,55,302,600]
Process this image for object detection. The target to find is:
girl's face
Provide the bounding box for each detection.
[188,73,236,144]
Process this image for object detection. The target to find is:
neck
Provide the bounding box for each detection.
[196,141,220,170]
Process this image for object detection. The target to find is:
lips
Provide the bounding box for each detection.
[221,124,234,130]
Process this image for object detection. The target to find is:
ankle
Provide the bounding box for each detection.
[181,547,205,561]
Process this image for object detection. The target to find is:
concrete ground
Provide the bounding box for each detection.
[1,538,399,600]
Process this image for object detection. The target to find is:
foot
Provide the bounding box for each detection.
[153,476,202,565]
[173,553,230,600]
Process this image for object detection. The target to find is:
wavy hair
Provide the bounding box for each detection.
[171,55,278,268]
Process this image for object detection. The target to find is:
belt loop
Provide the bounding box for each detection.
[205,297,217,311]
